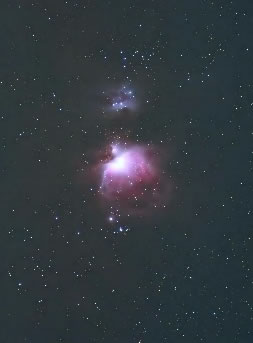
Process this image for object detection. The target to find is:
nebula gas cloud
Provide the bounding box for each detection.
[101,143,156,196]
[97,142,168,218]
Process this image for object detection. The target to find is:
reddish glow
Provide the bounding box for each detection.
[100,143,160,210]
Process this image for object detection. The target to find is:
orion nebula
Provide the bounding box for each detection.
[98,142,166,217]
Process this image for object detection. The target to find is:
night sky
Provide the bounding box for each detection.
[1,1,253,342]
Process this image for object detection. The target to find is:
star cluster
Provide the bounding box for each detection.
[102,85,138,114]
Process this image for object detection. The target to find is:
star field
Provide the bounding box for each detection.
[1,1,253,342]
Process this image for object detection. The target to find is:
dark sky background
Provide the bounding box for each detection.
[1,0,253,342]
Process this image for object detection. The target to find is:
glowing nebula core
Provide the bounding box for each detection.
[100,143,162,213]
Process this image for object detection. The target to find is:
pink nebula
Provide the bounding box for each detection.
[100,143,161,213]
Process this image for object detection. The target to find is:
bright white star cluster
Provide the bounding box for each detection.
[111,87,135,111]
[103,86,137,113]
